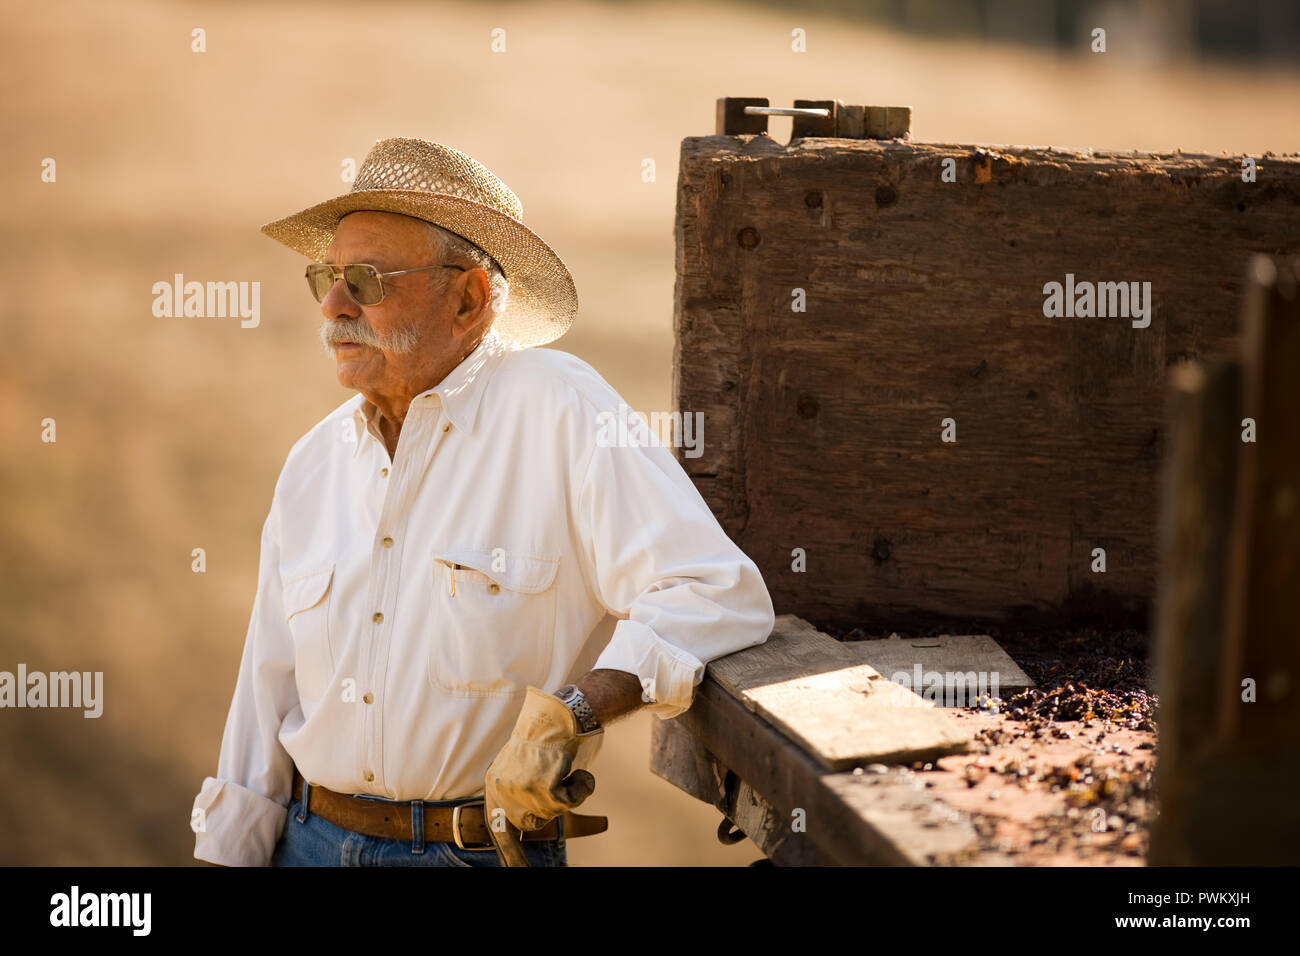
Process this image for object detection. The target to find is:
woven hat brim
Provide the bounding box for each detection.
[261,190,577,347]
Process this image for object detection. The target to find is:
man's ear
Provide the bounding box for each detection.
[450,267,492,338]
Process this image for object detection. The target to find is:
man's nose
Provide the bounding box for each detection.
[320,274,361,319]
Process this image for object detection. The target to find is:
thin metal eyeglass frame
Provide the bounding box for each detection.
[306,262,468,306]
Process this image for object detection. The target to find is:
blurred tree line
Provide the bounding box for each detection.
[737,0,1299,65]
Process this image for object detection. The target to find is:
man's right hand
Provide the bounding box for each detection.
[483,686,603,866]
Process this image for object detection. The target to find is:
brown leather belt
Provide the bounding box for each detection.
[290,768,608,849]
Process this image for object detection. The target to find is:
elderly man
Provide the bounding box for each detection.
[191,137,774,867]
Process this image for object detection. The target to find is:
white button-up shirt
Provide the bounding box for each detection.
[192,331,774,866]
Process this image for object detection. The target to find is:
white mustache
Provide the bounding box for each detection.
[320,318,420,355]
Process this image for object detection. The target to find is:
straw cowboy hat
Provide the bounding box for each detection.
[261,137,577,347]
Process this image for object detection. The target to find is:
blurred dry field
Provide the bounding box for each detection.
[1,0,1297,866]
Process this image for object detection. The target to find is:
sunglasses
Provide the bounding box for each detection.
[305,262,467,306]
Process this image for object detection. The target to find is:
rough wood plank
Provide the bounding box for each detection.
[725,778,833,865]
[648,715,726,806]
[674,135,1300,631]
[649,717,834,864]
[841,634,1034,703]
[705,615,971,769]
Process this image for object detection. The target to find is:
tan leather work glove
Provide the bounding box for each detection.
[484,686,603,866]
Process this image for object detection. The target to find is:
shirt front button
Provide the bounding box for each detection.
[442,423,451,433]
[487,582,501,595]
[365,770,374,782]
[373,612,384,624]
[380,467,389,477]
[382,537,394,548]
[363,692,374,704]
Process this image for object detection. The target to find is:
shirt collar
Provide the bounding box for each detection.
[350,330,512,456]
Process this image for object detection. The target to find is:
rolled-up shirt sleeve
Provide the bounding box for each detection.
[192,491,298,866]
[578,404,775,719]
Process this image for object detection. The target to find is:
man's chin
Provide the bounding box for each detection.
[333,348,373,387]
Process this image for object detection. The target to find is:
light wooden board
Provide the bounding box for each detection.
[704,615,970,769]
[841,634,1034,704]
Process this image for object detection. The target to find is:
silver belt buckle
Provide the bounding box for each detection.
[451,798,495,850]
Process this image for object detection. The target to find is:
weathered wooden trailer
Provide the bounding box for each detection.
[651,98,1300,865]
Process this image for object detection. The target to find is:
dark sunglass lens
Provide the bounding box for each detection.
[345,265,383,305]
[306,264,337,302]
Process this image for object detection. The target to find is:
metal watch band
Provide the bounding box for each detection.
[555,684,600,734]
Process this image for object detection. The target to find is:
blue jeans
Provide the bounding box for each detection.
[270,792,567,867]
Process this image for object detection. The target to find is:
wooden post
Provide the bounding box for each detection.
[1150,256,1300,865]
[1147,359,1241,864]
[1218,255,1300,749]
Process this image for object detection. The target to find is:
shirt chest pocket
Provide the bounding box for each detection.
[429,550,560,698]
[281,564,336,707]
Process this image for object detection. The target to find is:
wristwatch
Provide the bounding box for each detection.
[553,684,601,734]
